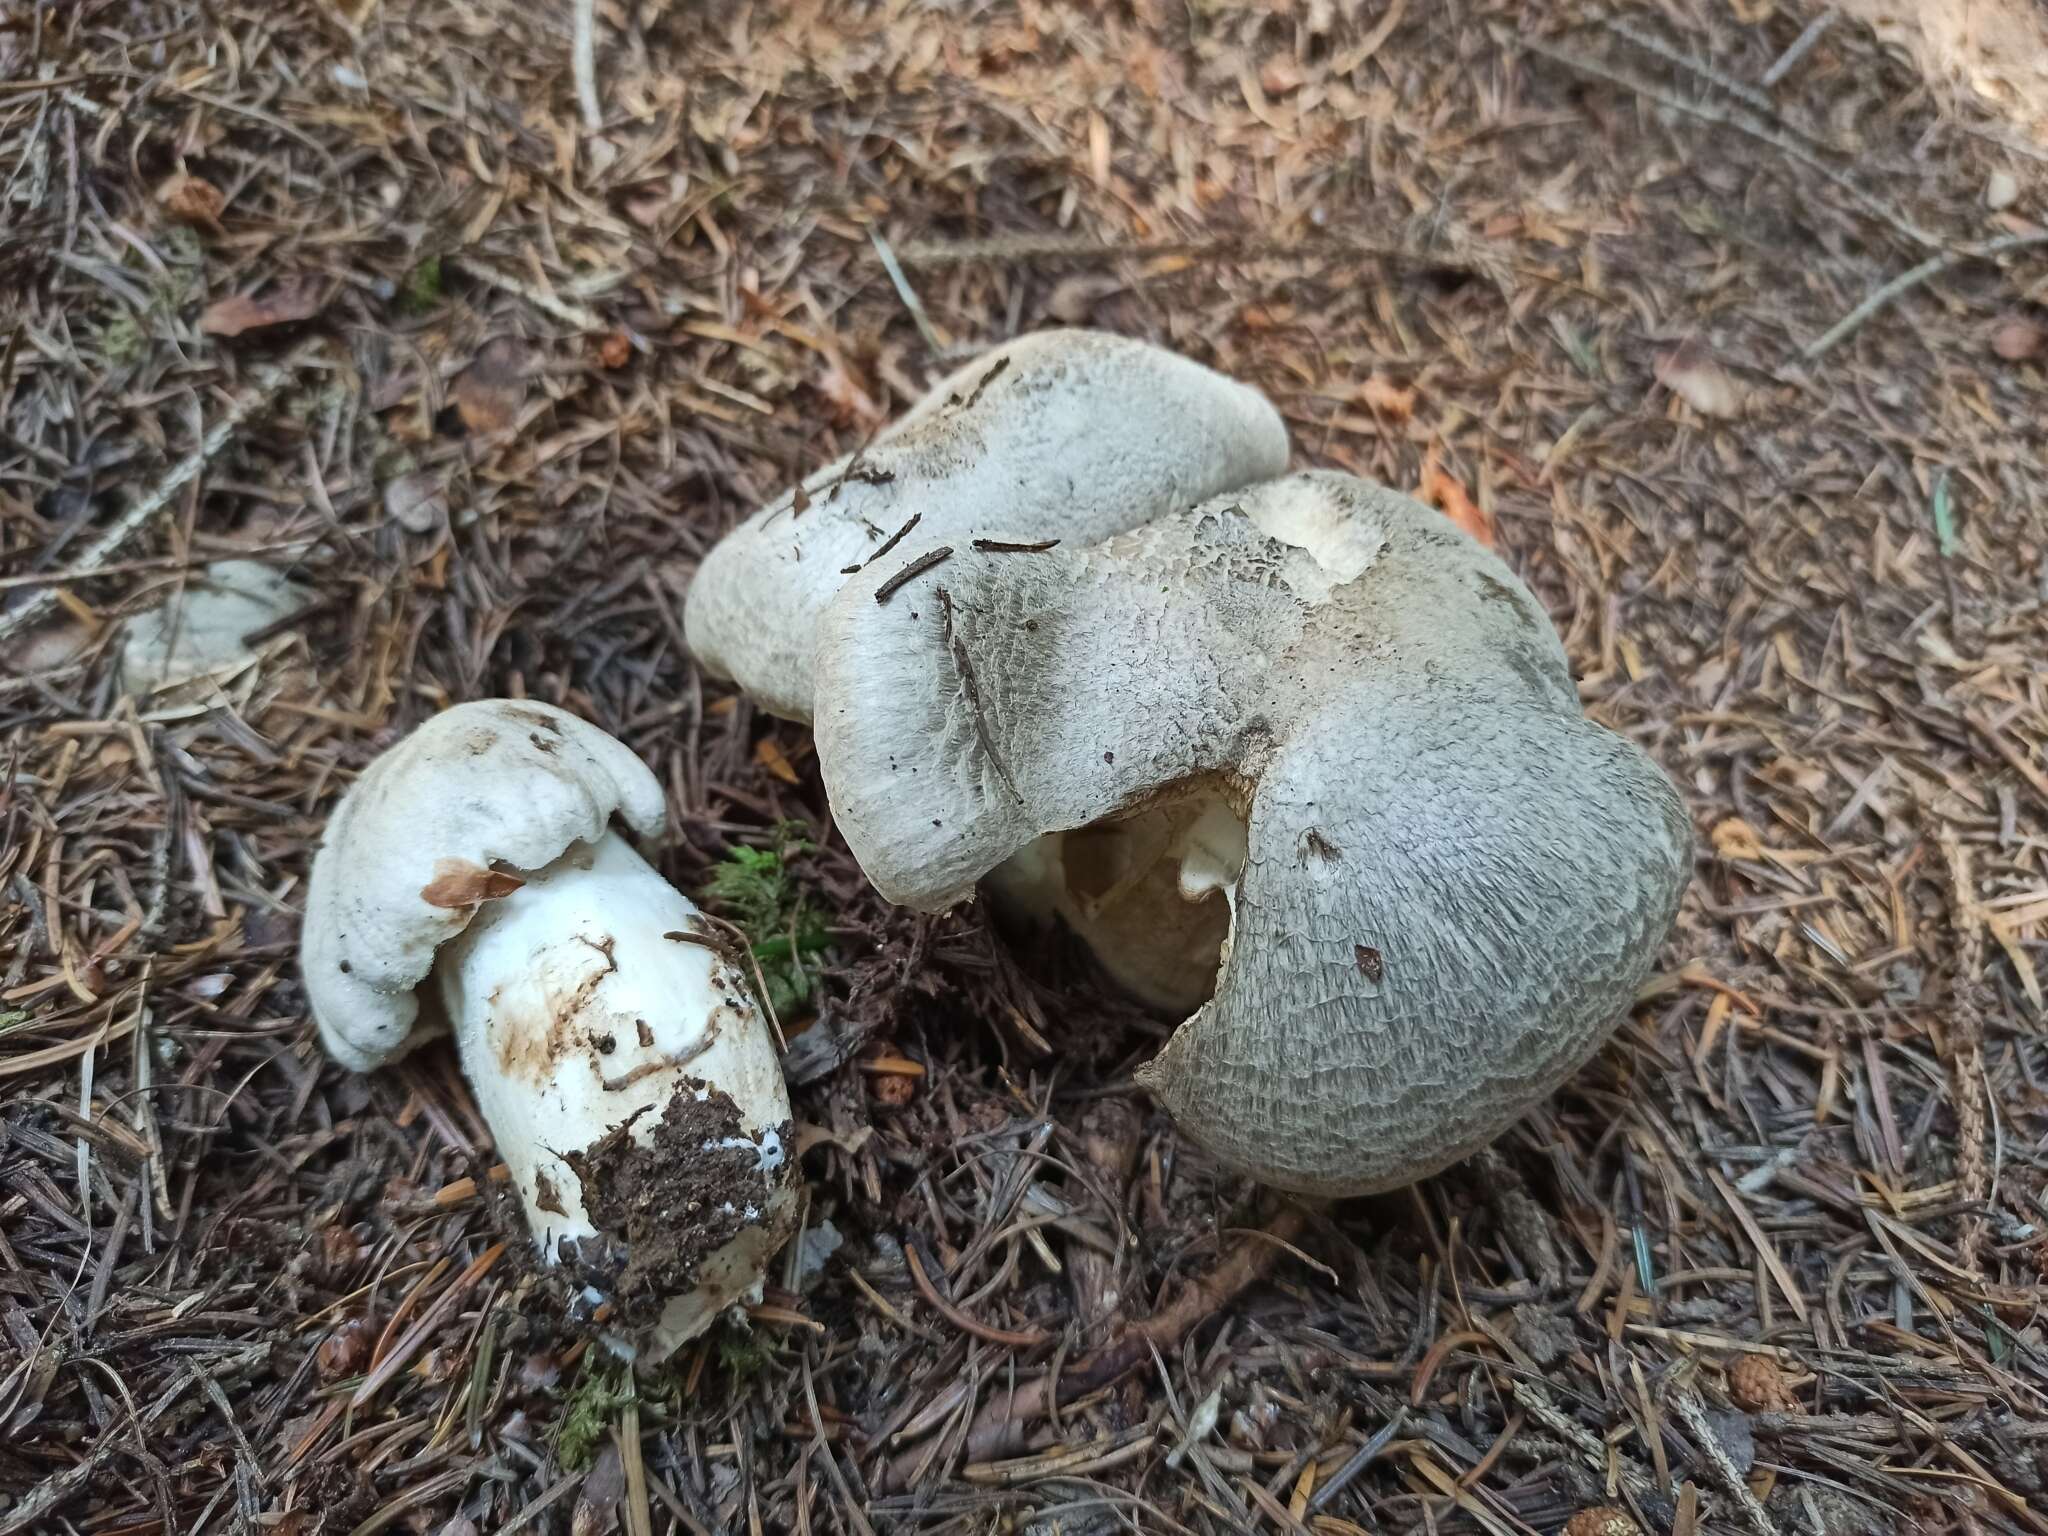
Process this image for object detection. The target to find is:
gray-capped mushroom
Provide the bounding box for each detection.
[810,471,1692,1196]
[682,327,1288,721]
[302,700,798,1357]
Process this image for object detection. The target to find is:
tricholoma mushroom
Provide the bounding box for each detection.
[682,327,1288,720]
[808,471,1692,1196]
[302,700,798,1356]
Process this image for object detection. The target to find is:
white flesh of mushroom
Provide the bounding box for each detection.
[981,789,1247,1012]
[432,829,793,1356]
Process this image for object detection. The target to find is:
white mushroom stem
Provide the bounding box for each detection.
[302,700,801,1359]
[432,828,795,1358]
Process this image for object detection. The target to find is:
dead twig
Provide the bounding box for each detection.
[1805,233,2048,358]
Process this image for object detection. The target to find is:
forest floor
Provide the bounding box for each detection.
[4,2,2048,1533]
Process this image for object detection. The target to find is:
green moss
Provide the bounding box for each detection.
[99,312,146,363]
[702,823,830,1019]
[87,223,203,367]
[713,1317,775,1387]
[552,1356,635,1470]
[402,255,443,313]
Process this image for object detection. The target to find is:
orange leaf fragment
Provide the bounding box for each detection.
[1416,443,1496,549]
[156,173,224,227]
[200,277,327,337]
[754,736,802,785]
[420,858,525,909]
[1654,340,1742,418]
[1992,316,2044,361]
[815,355,885,430]
[451,337,528,435]
[1359,375,1416,422]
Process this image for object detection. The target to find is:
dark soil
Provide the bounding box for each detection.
[563,1087,795,1329]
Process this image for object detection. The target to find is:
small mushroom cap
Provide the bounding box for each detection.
[303,700,666,1071]
[682,328,1289,721]
[121,559,308,692]
[813,471,1692,1196]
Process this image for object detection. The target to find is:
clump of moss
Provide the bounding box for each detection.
[714,1317,776,1387]
[401,255,442,313]
[552,1356,635,1470]
[701,822,830,1019]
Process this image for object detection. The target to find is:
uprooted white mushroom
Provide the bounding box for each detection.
[301,700,798,1356]
[810,471,1692,1196]
[682,327,1288,721]
[121,558,309,693]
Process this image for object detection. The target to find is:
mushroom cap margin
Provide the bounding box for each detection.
[302,700,668,1071]
[682,327,1290,721]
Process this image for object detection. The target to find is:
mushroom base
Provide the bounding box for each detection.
[432,829,799,1359]
[562,1084,799,1361]
[982,786,1248,1014]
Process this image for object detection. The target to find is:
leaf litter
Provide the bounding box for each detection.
[4,4,2048,1535]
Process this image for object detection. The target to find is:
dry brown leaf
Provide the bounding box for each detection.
[452,337,529,435]
[754,736,802,785]
[1416,443,1496,549]
[420,858,525,909]
[1991,315,2044,360]
[814,356,885,430]
[1655,341,1743,419]
[156,173,224,227]
[1359,375,1416,422]
[1711,818,1766,861]
[199,277,327,337]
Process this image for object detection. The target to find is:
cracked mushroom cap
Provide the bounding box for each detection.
[811,471,1693,1196]
[682,327,1289,721]
[303,700,666,1070]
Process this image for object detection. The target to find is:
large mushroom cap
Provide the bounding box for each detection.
[812,471,1692,1196]
[303,699,665,1070]
[682,327,1289,721]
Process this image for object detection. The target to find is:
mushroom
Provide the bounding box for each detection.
[809,470,1692,1196]
[682,328,1288,721]
[121,559,308,693]
[302,700,799,1356]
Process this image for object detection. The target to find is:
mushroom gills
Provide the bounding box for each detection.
[431,827,798,1359]
[982,784,1248,1014]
